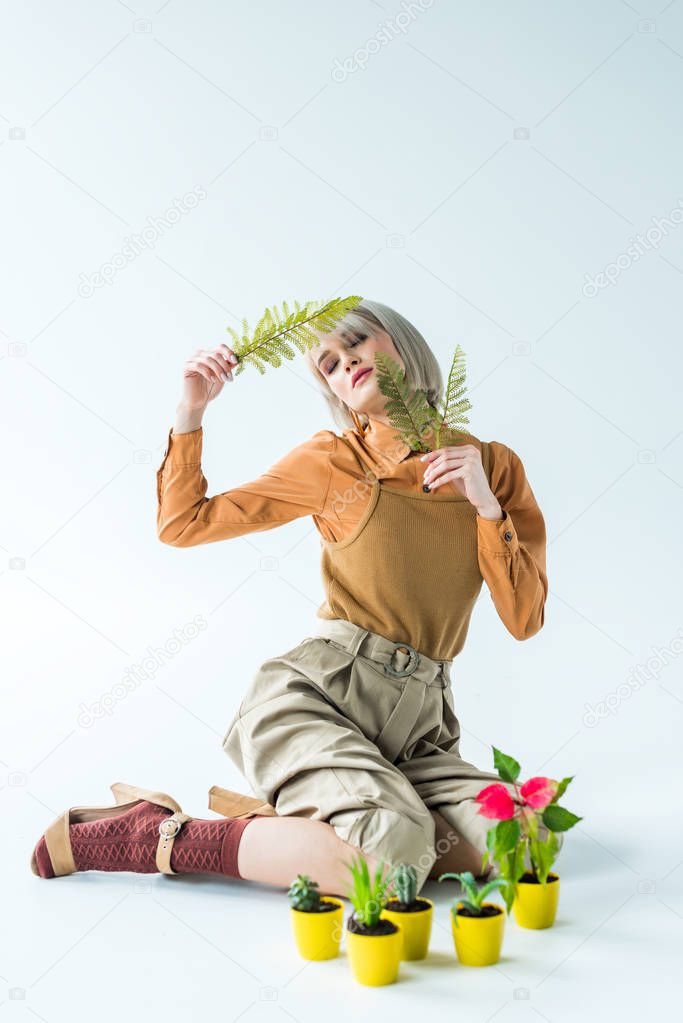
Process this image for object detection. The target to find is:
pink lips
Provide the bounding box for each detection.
[353,368,373,387]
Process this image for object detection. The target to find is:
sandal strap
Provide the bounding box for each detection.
[208,785,277,818]
[44,811,77,877]
[156,812,193,874]
[110,782,183,814]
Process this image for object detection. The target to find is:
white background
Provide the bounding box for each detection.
[2,1,682,1019]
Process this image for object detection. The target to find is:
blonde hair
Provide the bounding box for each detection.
[303,300,443,433]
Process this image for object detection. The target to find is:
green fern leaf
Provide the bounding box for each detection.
[373,355,439,452]
[373,351,438,452]
[228,295,363,378]
[375,343,473,452]
[438,343,472,442]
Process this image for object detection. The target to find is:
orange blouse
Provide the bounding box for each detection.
[156,416,548,641]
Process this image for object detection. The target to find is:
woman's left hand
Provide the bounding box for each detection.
[420,444,502,517]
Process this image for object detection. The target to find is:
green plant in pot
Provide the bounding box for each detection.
[345,853,402,986]
[438,870,510,966]
[287,873,344,960]
[380,864,433,960]
[477,746,582,929]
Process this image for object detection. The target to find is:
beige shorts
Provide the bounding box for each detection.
[222,618,518,892]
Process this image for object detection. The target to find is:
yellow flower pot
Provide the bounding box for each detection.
[450,902,505,966]
[380,897,433,960]
[290,897,344,960]
[513,873,560,929]
[346,920,402,986]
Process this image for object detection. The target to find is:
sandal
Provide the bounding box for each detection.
[30,781,192,878]
[208,784,277,819]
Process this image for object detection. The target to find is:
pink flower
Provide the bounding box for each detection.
[475,783,516,820]
[520,776,558,810]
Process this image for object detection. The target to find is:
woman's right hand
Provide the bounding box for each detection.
[180,344,240,409]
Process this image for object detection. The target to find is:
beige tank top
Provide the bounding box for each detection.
[315,437,493,661]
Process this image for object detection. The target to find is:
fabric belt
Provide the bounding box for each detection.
[312,618,453,763]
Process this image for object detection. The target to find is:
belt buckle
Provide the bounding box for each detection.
[159,813,184,839]
[383,641,421,678]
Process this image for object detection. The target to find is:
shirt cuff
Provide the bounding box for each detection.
[159,425,203,466]
[477,508,520,556]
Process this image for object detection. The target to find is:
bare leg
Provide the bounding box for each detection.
[237,815,382,898]
[427,809,492,880]
[237,810,489,896]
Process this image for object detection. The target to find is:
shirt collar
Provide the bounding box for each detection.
[361,415,413,464]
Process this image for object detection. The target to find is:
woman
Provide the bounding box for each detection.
[31,300,548,897]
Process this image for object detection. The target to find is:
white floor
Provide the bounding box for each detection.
[10,755,681,1022]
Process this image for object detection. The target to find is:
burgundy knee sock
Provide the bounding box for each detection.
[33,801,268,879]
[171,813,262,877]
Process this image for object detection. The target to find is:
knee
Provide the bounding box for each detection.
[334,805,437,895]
[429,810,492,880]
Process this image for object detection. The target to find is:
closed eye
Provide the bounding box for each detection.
[324,334,367,374]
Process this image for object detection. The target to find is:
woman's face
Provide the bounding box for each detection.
[310,325,404,418]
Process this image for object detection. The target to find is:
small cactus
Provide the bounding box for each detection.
[391,864,418,905]
[288,873,322,912]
